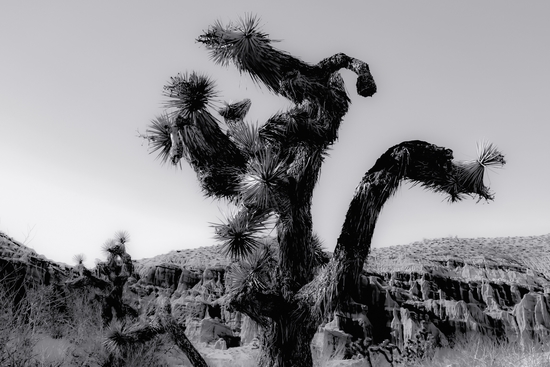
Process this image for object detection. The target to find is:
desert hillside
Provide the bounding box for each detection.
[2,231,550,367]
[367,234,550,276]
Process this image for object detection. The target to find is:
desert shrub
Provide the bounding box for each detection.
[62,287,104,343]
[101,321,172,367]
[397,325,436,366]
[399,333,550,367]
[344,337,401,367]
[24,284,70,338]
[0,271,66,366]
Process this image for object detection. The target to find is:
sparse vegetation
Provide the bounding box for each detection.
[4,231,550,366]
[0,263,102,366]
[0,232,177,367]
[398,333,550,367]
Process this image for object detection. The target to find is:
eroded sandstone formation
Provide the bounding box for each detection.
[3,230,550,359]
[350,235,550,351]
[0,232,70,290]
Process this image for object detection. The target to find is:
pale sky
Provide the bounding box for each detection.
[1,1,549,267]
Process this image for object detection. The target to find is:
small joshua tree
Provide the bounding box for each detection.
[73,253,86,277]
[97,231,135,324]
[96,235,209,367]
[141,16,505,367]
[69,231,136,325]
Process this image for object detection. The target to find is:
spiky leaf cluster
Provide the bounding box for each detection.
[226,243,277,295]
[240,148,288,210]
[227,121,263,157]
[163,72,217,117]
[224,242,284,328]
[144,114,174,165]
[114,230,130,245]
[452,141,506,200]
[214,208,270,259]
[72,253,86,265]
[197,15,303,92]
[104,320,162,357]
[98,230,134,278]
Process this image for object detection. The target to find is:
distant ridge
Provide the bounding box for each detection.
[367,233,550,275]
[134,234,550,278]
[3,230,550,276]
[133,244,230,273]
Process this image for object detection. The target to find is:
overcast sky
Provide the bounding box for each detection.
[1,1,549,267]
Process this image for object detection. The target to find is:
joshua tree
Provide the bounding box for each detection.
[72,253,86,277]
[92,233,209,367]
[68,231,136,324]
[141,16,505,367]
[97,231,136,324]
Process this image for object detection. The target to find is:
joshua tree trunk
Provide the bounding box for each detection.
[258,319,318,367]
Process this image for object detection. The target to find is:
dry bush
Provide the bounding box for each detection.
[0,268,64,366]
[0,266,171,367]
[400,333,550,367]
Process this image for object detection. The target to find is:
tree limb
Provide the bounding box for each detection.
[304,140,505,317]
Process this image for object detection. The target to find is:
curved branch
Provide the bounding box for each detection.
[198,17,376,103]
[146,111,247,199]
[197,15,305,93]
[160,313,210,367]
[317,53,377,97]
[303,140,505,317]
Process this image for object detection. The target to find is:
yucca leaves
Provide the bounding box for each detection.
[101,239,116,256]
[227,121,263,158]
[98,231,134,278]
[453,141,506,200]
[72,253,86,265]
[310,233,330,268]
[163,72,217,118]
[104,320,162,357]
[197,15,302,92]
[114,230,130,245]
[226,243,277,294]
[214,208,271,259]
[144,114,174,165]
[225,243,282,327]
[240,148,288,210]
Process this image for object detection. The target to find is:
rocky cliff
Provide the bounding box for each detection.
[3,230,550,361]
[359,235,550,350]
[128,234,550,358]
[0,232,71,290]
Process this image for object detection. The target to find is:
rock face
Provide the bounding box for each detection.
[349,235,550,350]
[4,229,550,360]
[0,232,70,288]
[127,234,550,357]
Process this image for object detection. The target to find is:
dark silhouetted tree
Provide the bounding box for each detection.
[142,16,505,367]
